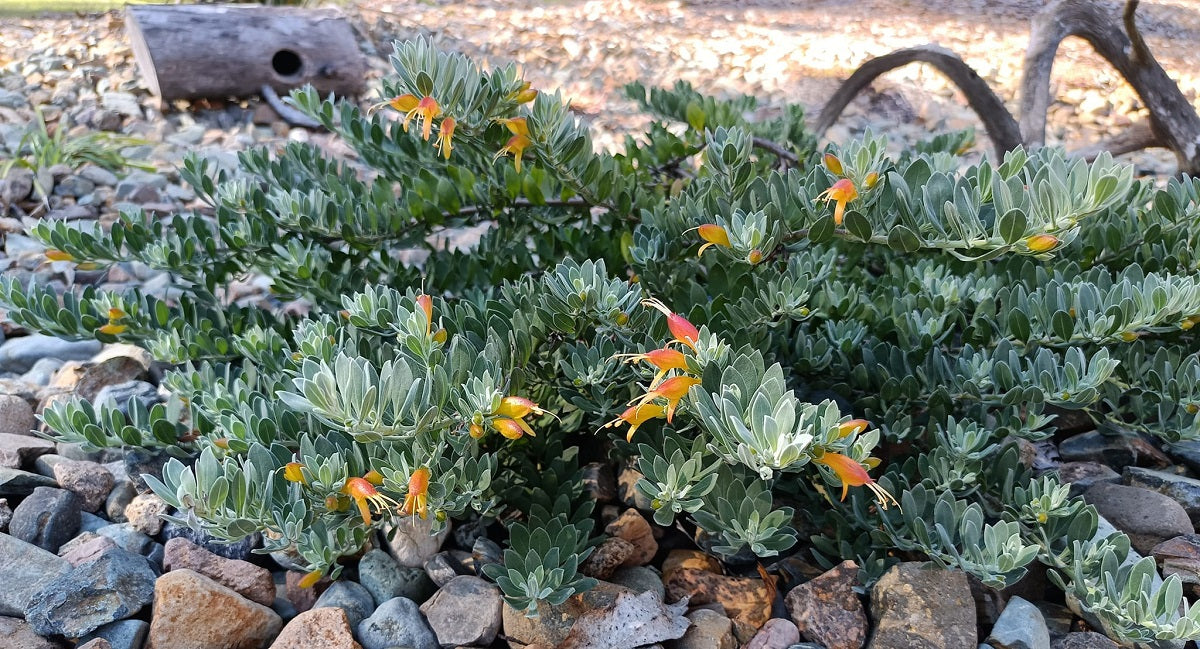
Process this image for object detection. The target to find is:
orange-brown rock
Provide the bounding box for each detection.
[605,508,658,566]
[664,568,772,629]
[269,607,361,649]
[661,549,722,581]
[148,569,282,649]
[163,537,276,606]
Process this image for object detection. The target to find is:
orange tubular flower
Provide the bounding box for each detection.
[642,298,700,352]
[341,476,398,526]
[615,347,689,388]
[98,323,127,335]
[401,96,441,141]
[500,117,529,137]
[693,224,731,257]
[45,249,74,262]
[416,294,433,335]
[495,396,547,420]
[435,117,456,160]
[837,419,870,438]
[364,469,385,486]
[298,569,323,589]
[603,403,668,442]
[816,178,858,226]
[815,452,898,508]
[493,417,536,440]
[469,423,485,439]
[496,134,531,173]
[509,82,538,104]
[385,94,420,114]
[400,467,431,519]
[630,375,701,424]
[283,462,306,483]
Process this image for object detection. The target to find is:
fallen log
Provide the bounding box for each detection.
[125,4,367,102]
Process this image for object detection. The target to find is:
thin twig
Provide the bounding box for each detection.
[751,137,799,168]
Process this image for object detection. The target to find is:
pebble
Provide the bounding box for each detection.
[46,204,98,221]
[96,523,154,555]
[53,174,95,197]
[269,607,362,649]
[358,547,435,606]
[25,548,157,637]
[0,532,73,616]
[784,560,867,649]
[618,464,655,510]
[356,596,439,649]
[124,448,172,494]
[0,335,101,373]
[105,480,137,522]
[0,498,10,532]
[1056,462,1121,497]
[743,618,800,649]
[1084,483,1193,554]
[0,432,56,469]
[611,565,667,599]
[52,459,114,512]
[314,579,377,628]
[0,467,57,496]
[1124,466,1200,526]
[19,358,63,386]
[423,551,467,587]
[383,516,450,568]
[1051,631,1119,648]
[77,164,119,187]
[674,608,735,649]
[163,536,276,606]
[583,461,617,502]
[78,619,150,649]
[1057,430,1171,469]
[0,395,37,435]
[75,356,148,403]
[0,615,62,649]
[79,511,110,533]
[95,380,161,416]
[148,569,283,649]
[59,533,118,566]
[10,486,81,551]
[582,536,636,579]
[77,640,111,649]
[868,562,976,649]
[125,492,169,535]
[987,596,1051,649]
[606,507,659,566]
[419,575,503,647]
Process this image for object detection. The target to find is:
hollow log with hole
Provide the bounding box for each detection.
[124,4,367,103]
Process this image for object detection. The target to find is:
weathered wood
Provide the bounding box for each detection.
[1020,0,1200,173]
[813,45,1023,161]
[125,4,367,102]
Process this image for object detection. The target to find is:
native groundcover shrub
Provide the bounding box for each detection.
[6,38,1200,644]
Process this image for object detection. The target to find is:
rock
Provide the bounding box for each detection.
[54,174,96,197]
[1058,430,1171,469]
[96,523,154,555]
[1,168,34,204]
[78,619,150,649]
[32,453,67,477]
[1051,632,1119,648]
[606,508,659,566]
[162,518,260,560]
[269,607,362,649]
[582,536,636,579]
[10,486,80,551]
[0,498,10,532]
[0,396,37,435]
[560,589,690,649]
[503,580,632,646]
[101,92,142,118]
[743,618,800,649]
[148,569,282,649]
[1151,534,1200,585]
[21,358,64,386]
[1083,483,1193,554]
[125,493,169,535]
[314,580,376,628]
[358,547,435,605]
[76,640,112,649]
[383,516,450,568]
[423,551,466,587]
[95,380,161,417]
[665,568,772,630]
[0,335,102,373]
[124,448,172,494]
[419,575,502,647]
[79,511,110,533]
[611,565,667,599]
[1124,466,1200,526]
[356,597,438,649]
[1055,462,1121,497]
[46,204,98,221]
[163,536,276,606]
[77,165,119,187]
[52,460,114,512]
[286,570,325,612]
[0,533,73,616]
[75,356,148,403]
[59,533,119,566]
[0,432,55,468]
[987,596,1051,649]
[0,615,64,649]
[106,480,137,522]
[784,560,867,649]
[25,548,157,637]
[868,562,976,649]
[672,608,735,649]
[663,549,724,579]
[618,464,654,510]
[970,573,1008,627]
[0,467,57,496]
[583,461,617,502]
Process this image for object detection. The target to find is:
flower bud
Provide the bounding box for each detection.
[823,152,843,176]
[1026,234,1058,253]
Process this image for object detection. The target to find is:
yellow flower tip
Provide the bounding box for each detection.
[823,152,843,176]
[107,307,127,320]
[691,224,730,257]
[493,417,534,440]
[401,467,431,519]
[500,117,529,137]
[1182,317,1198,331]
[496,396,546,420]
[435,117,456,160]
[364,469,384,486]
[496,134,531,173]
[388,94,420,113]
[432,328,448,344]
[864,171,880,188]
[298,569,323,589]
[283,462,306,484]
[1026,234,1059,253]
[632,375,701,423]
[747,249,764,265]
[98,323,127,336]
[1120,330,1140,342]
[45,249,74,262]
[469,422,485,439]
[1187,403,1199,415]
[516,88,538,104]
[837,419,870,438]
[1036,511,1048,524]
[604,403,668,442]
[817,178,858,226]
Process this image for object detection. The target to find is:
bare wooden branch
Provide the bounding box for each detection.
[1069,120,1163,161]
[261,85,322,130]
[1020,0,1200,173]
[751,137,800,167]
[813,45,1022,160]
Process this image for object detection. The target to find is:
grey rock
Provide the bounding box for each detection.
[314,579,376,628]
[868,562,976,649]
[1058,429,1170,469]
[106,480,137,522]
[46,204,98,221]
[0,532,72,616]
[1124,466,1200,527]
[0,334,102,373]
[1051,632,1119,649]
[53,460,114,512]
[0,498,10,532]
[583,461,617,503]
[123,448,172,494]
[383,516,450,568]
[95,380,161,417]
[611,565,666,599]
[54,174,96,197]
[0,432,55,469]
[0,88,27,108]
[59,533,119,566]
[0,395,37,435]
[1083,483,1193,554]
[743,618,801,649]
[89,109,124,132]
[78,619,150,649]
[114,172,165,199]
[79,511,110,533]
[57,442,123,464]
[33,453,68,477]
[1055,462,1121,497]
[675,608,735,649]
[100,92,141,118]
[356,596,438,649]
[96,523,153,555]
[10,486,80,551]
[419,575,502,647]
[25,548,157,637]
[359,548,435,606]
[20,358,63,386]
[424,551,466,587]
[77,165,119,187]
[987,596,1050,649]
[1035,601,1075,639]
[1,168,34,204]
[161,518,259,560]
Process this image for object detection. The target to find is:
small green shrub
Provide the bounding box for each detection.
[8,37,1200,643]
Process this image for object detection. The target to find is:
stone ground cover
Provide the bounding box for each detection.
[2,1,1200,648]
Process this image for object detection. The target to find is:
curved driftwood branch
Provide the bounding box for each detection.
[814,45,1022,160]
[1069,120,1163,161]
[1020,0,1200,173]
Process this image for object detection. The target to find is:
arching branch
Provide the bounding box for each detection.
[1020,0,1200,173]
[813,45,1023,160]
[1069,120,1163,162]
